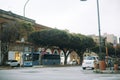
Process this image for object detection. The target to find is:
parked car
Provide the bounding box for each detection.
[82,56,99,70]
[5,60,20,67]
[69,60,77,65]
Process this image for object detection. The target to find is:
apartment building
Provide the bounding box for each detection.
[103,33,118,44]
[89,33,118,45]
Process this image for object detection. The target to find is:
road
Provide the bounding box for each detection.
[0,66,120,80]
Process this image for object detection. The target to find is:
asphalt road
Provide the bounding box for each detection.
[0,66,120,80]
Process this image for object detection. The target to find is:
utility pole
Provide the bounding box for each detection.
[96,0,102,54]
[23,0,30,17]
[80,0,102,54]
[0,40,1,65]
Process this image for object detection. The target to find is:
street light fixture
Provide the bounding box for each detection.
[80,0,102,54]
[23,0,30,17]
[80,0,87,1]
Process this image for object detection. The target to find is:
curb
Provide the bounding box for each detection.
[93,69,120,74]
[33,65,78,68]
[0,66,13,70]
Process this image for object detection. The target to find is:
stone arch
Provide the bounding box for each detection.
[46,48,52,54]
[60,50,64,57]
[53,49,59,55]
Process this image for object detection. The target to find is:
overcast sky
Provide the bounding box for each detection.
[0,0,120,38]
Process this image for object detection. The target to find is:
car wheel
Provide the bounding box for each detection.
[17,64,20,67]
[91,67,94,70]
[82,67,86,70]
[6,64,10,66]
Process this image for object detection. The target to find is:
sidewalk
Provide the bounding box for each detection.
[0,64,75,70]
[33,64,77,68]
[93,68,120,74]
[0,66,13,70]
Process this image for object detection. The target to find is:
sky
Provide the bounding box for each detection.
[0,0,120,38]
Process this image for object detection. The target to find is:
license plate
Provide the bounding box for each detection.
[86,62,91,64]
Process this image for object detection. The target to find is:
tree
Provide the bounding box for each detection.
[28,29,71,64]
[0,21,34,64]
[0,22,19,42]
[91,42,120,58]
[0,22,20,64]
[116,44,120,57]
[28,29,95,64]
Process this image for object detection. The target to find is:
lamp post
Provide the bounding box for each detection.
[0,24,2,65]
[80,0,102,54]
[96,0,102,54]
[23,0,30,17]
[0,40,1,65]
[0,23,4,65]
[21,38,25,67]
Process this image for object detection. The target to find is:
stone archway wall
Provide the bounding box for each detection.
[59,50,64,65]
[53,49,59,55]
[46,48,52,54]
[70,51,80,64]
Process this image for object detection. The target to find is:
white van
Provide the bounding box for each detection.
[82,56,98,70]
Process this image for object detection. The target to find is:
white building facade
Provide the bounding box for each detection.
[103,33,118,44]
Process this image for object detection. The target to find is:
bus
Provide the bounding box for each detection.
[23,52,61,66]
[23,52,33,67]
[32,52,40,65]
[23,52,41,66]
[41,54,60,65]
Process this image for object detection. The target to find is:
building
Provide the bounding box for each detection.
[0,9,79,65]
[0,9,50,65]
[89,33,118,45]
[88,35,100,45]
[103,33,118,44]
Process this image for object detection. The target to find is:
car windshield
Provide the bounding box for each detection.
[11,60,17,62]
[84,56,95,60]
[8,60,17,62]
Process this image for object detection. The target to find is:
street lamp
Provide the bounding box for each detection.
[0,23,5,65]
[0,23,2,65]
[0,40,1,65]
[21,38,25,67]
[81,0,87,1]
[23,0,30,17]
[80,0,102,54]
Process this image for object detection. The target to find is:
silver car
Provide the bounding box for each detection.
[82,56,98,70]
[5,60,20,67]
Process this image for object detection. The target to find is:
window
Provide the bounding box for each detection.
[24,53,32,61]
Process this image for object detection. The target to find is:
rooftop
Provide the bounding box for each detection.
[0,9,35,23]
